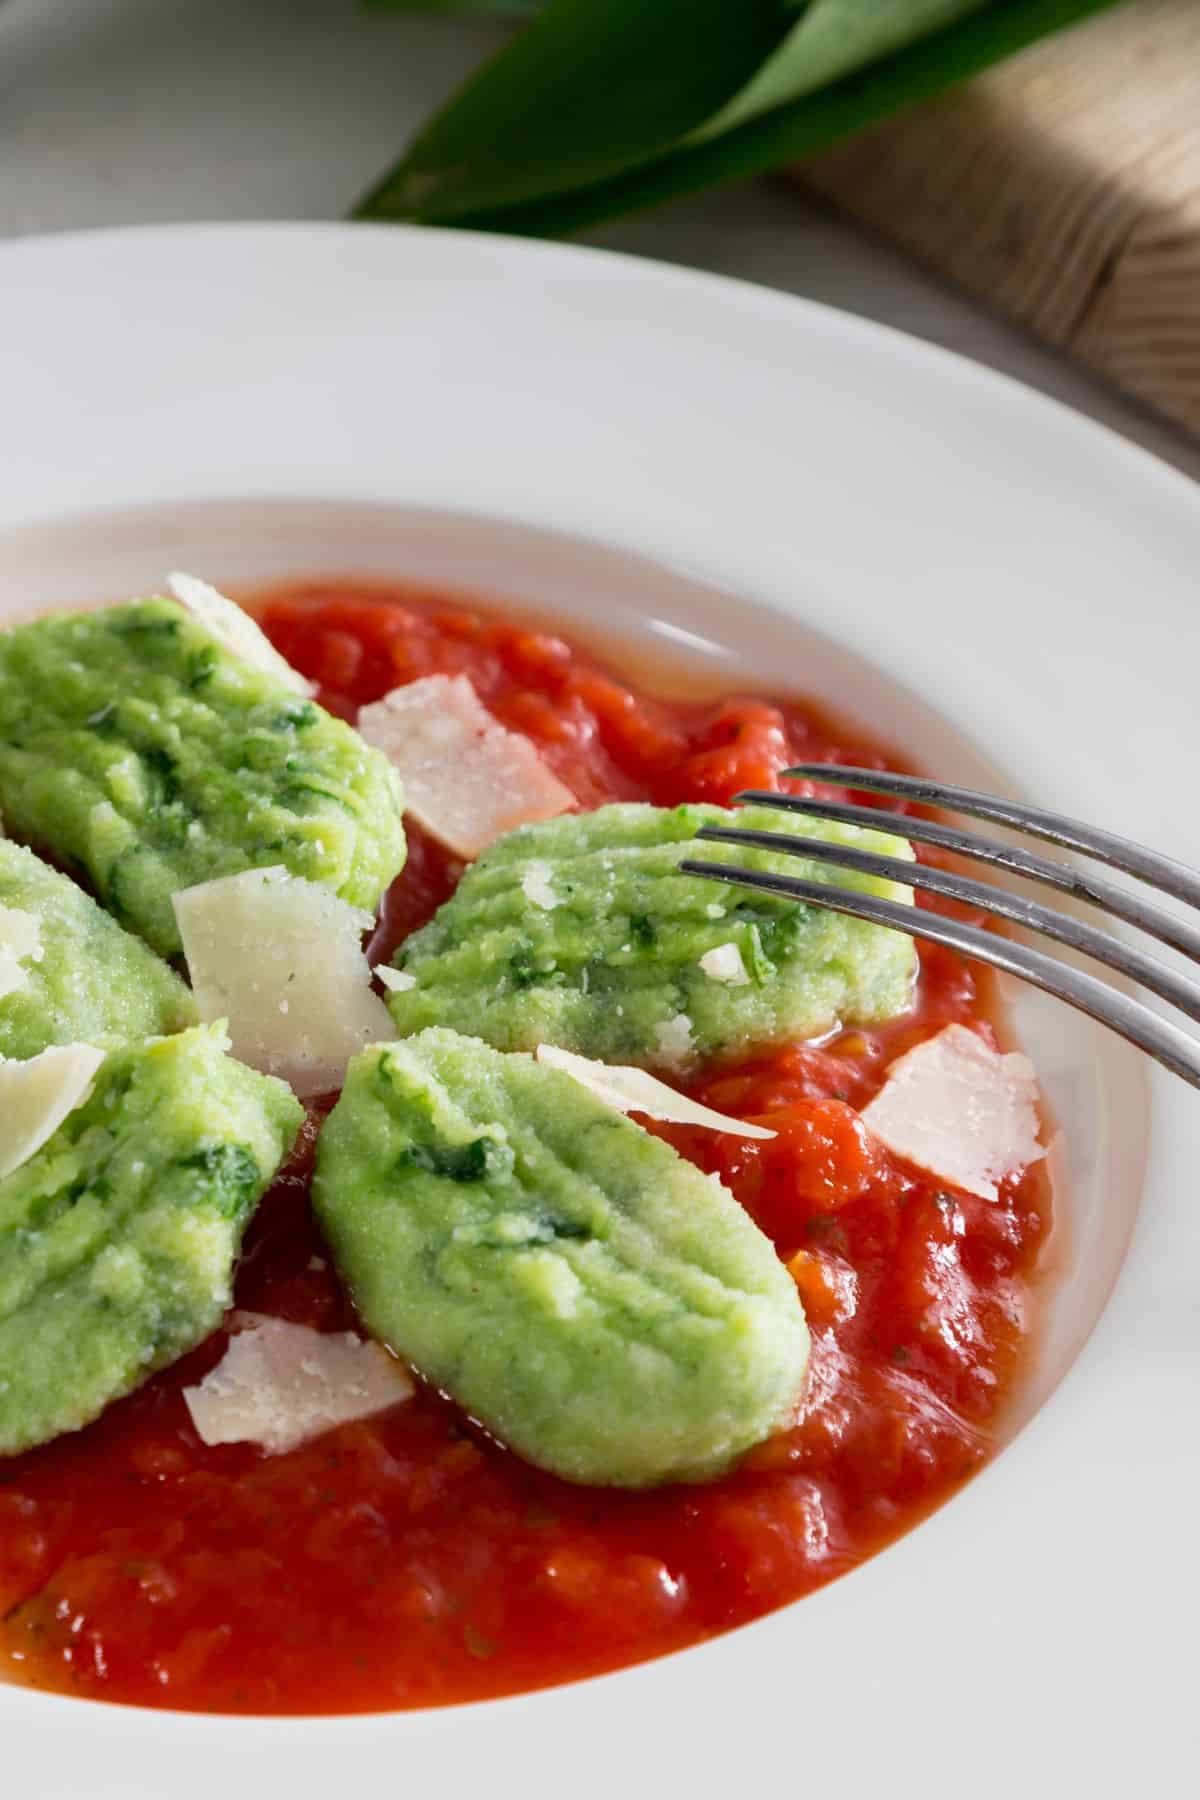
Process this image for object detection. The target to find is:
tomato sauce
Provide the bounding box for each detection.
[0,582,1051,1713]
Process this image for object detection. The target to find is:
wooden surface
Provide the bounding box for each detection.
[801,0,1200,439]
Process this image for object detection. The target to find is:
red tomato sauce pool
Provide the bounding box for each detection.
[0,581,1052,1714]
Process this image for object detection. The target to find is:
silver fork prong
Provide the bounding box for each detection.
[733,789,1200,964]
[695,825,1200,1026]
[679,859,1200,1091]
[777,765,1200,911]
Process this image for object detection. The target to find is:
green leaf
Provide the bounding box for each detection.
[365,0,989,134]
[357,0,800,221]
[359,0,1129,235]
[697,0,989,138]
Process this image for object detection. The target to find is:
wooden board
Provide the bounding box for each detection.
[799,0,1200,440]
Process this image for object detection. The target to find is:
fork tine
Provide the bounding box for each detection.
[774,765,1200,910]
[732,790,1200,964]
[695,824,1200,1026]
[679,859,1200,1090]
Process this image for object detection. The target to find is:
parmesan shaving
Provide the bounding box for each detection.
[0,1043,106,1180]
[167,572,315,698]
[183,1314,413,1456]
[535,1043,774,1141]
[357,674,574,860]
[173,867,392,1098]
[860,1023,1043,1201]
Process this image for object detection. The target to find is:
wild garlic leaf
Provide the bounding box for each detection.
[357,0,799,223]
[362,0,1122,235]
[698,0,991,140]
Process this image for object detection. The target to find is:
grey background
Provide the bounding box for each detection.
[3,0,1197,482]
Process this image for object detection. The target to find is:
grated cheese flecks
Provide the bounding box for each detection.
[536,1043,774,1141]
[183,1314,414,1456]
[653,1013,695,1070]
[0,905,43,1001]
[860,1023,1043,1201]
[167,572,316,698]
[173,867,392,1098]
[699,942,750,986]
[357,674,574,860]
[0,1043,107,1181]
[521,860,560,911]
[376,965,417,994]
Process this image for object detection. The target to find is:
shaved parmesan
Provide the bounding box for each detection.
[860,1023,1043,1201]
[0,905,42,1001]
[535,1043,774,1141]
[183,1314,413,1456]
[173,867,392,1098]
[167,572,315,698]
[699,942,750,986]
[376,965,417,994]
[0,1043,106,1180]
[357,674,574,860]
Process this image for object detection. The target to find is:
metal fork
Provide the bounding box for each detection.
[679,765,1200,1090]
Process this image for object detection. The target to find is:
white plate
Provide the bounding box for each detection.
[0,224,1197,1799]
